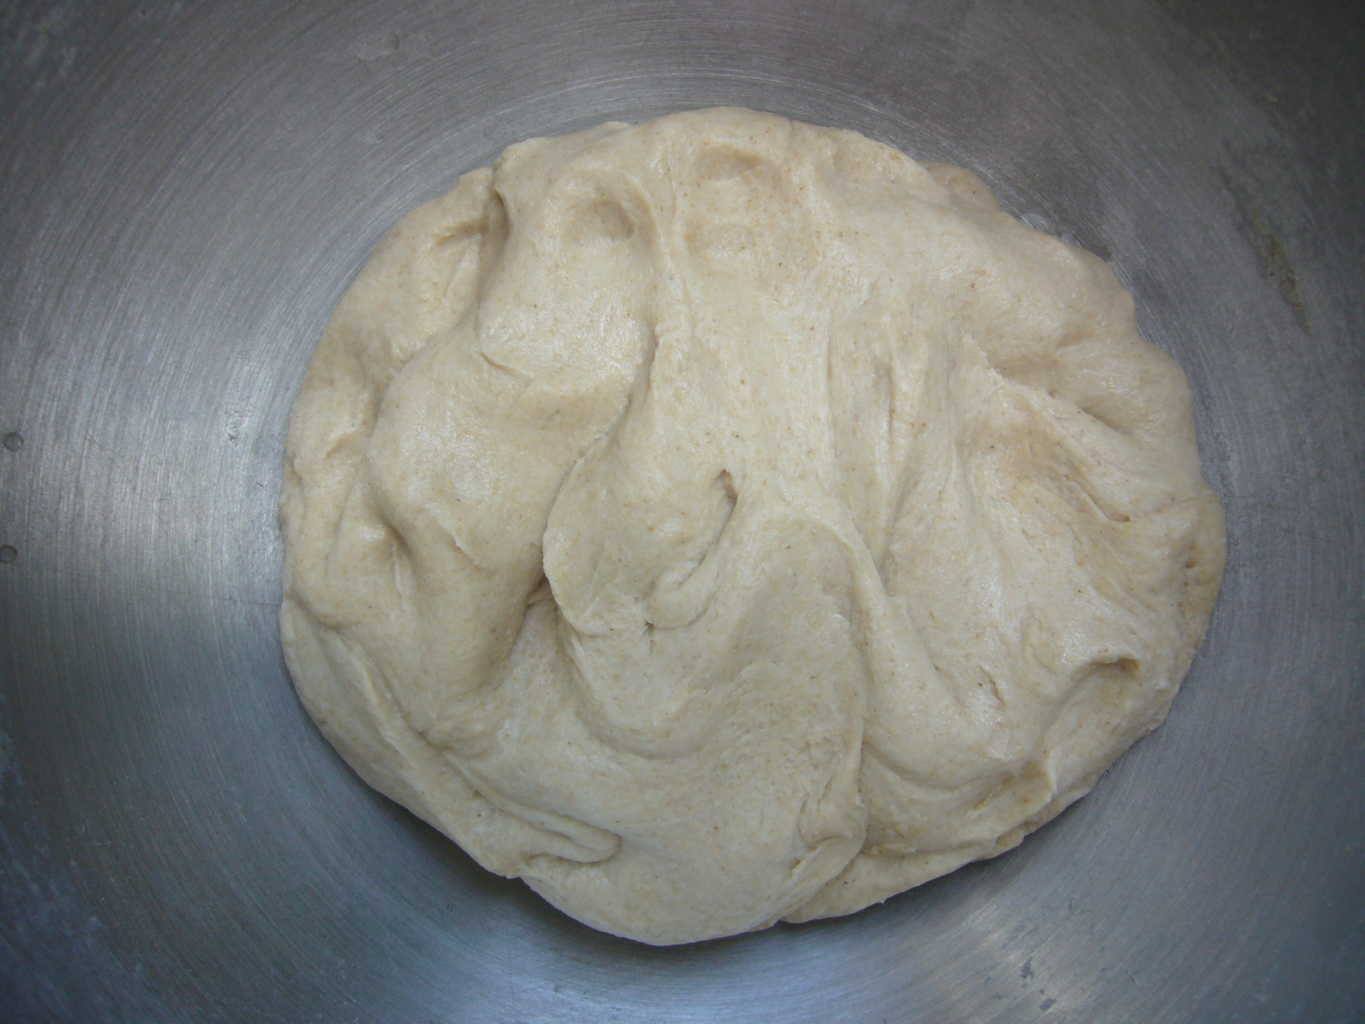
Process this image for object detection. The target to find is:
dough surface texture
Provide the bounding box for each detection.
[280,108,1225,945]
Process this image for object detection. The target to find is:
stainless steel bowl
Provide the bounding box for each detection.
[3,2,1361,1020]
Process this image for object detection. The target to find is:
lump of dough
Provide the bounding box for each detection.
[279,107,1225,945]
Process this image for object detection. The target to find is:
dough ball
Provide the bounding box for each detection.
[279,108,1225,945]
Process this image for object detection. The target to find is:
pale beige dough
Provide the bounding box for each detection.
[279,107,1225,945]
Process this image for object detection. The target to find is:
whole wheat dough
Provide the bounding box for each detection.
[279,108,1225,945]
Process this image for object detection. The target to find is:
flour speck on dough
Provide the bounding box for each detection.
[279,108,1225,945]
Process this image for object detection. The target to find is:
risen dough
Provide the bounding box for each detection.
[280,108,1225,945]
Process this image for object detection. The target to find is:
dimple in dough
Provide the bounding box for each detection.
[279,108,1225,945]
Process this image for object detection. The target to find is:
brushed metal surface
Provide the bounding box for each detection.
[2,1,1361,1021]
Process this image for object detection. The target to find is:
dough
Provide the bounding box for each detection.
[279,108,1225,945]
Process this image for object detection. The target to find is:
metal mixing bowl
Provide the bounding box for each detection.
[3,1,1361,1020]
